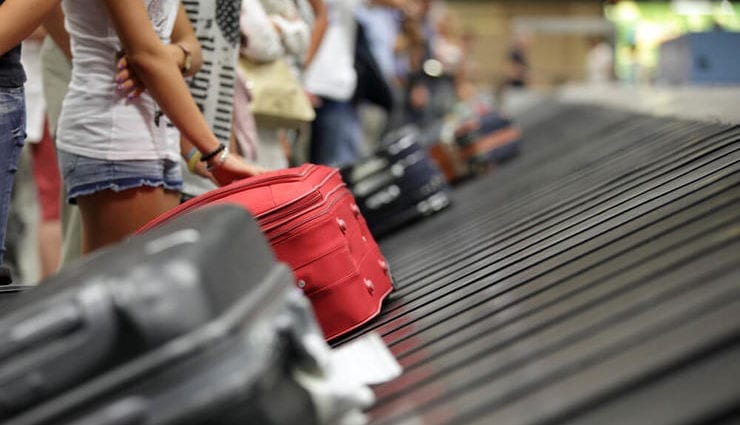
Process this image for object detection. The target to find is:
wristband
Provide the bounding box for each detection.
[206,145,230,172]
[186,147,201,173]
[200,144,226,162]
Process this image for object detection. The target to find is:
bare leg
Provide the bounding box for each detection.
[30,121,63,279]
[76,186,180,254]
[37,219,61,278]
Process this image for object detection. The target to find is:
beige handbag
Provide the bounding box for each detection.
[237,56,316,129]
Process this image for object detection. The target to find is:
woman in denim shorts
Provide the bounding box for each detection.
[52,0,263,255]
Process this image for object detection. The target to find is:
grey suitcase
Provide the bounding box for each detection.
[0,285,31,308]
[0,205,344,425]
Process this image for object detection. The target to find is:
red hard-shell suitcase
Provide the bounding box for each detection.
[139,164,393,341]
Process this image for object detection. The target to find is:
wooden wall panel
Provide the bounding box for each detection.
[446,1,604,88]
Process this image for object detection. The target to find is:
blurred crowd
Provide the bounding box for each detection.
[1,0,492,284]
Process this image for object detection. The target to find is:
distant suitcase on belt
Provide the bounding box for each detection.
[139,164,393,341]
[455,111,523,174]
[429,140,470,184]
[2,205,369,425]
[341,127,451,237]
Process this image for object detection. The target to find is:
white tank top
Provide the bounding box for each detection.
[57,0,180,161]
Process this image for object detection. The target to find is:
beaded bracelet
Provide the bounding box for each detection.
[186,147,201,173]
[200,144,226,162]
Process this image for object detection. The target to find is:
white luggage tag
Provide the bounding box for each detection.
[292,332,402,425]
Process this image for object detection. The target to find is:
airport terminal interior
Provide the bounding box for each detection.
[2,0,739,424]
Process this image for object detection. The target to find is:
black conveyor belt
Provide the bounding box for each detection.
[341,103,740,425]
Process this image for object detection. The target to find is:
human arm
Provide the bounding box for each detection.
[240,0,284,62]
[302,0,326,68]
[270,14,310,57]
[115,2,202,98]
[103,0,254,184]
[28,25,46,42]
[167,1,202,76]
[41,3,71,60]
[0,0,60,56]
[180,137,267,183]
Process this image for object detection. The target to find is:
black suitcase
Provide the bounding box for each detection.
[0,205,344,425]
[341,126,451,237]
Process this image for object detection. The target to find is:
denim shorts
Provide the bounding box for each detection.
[57,151,183,204]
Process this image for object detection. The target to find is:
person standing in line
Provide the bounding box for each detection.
[0,0,68,283]
[21,25,63,279]
[233,0,327,167]
[302,0,365,167]
[395,0,441,128]
[586,36,615,85]
[56,0,260,254]
[173,0,266,201]
[39,4,79,269]
[505,31,532,88]
[237,0,312,169]
[303,0,404,168]
[354,2,402,152]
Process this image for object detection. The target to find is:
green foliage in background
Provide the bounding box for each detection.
[604,1,740,81]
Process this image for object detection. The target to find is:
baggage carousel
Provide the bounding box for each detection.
[339,93,740,425]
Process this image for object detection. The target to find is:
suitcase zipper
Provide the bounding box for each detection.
[255,169,340,226]
[183,164,317,211]
[264,186,357,243]
[142,165,341,230]
[257,191,324,227]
